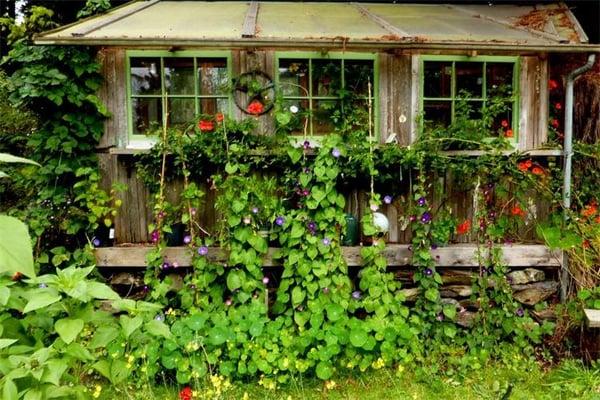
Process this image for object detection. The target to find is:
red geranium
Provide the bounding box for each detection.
[456,220,471,235]
[511,205,526,217]
[247,100,264,115]
[505,129,513,138]
[179,387,193,400]
[198,120,215,132]
[555,102,562,110]
[517,160,532,172]
[551,119,560,128]
[215,113,224,123]
[582,204,598,218]
[531,166,545,176]
[501,120,509,128]
[549,79,559,90]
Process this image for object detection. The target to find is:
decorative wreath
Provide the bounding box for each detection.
[232,70,275,116]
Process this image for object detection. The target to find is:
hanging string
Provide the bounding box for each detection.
[368,78,374,198]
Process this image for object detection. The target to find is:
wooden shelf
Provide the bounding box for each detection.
[95,244,562,269]
[441,149,563,157]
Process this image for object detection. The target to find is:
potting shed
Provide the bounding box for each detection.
[34,1,599,304]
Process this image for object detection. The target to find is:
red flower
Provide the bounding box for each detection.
[501,120,509,128]
[555,102,562,110]
[215,113,224,123]
[549,79,559,90]
[595,215,600,224]
[518,160,532,172]
[247,100,264,115]
[511,205,526,217]
[457,220,471,235]
[551,119,560,128]
[505,129,513,138]
[531,166,545,176]
[198,120,215,132]
[583,240,590,249]
[179,387,193,400]
[582,204,598,218]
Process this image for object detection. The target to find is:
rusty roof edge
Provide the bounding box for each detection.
[32,36,600,53]
[560,2,589,43]
[446,4,567,44]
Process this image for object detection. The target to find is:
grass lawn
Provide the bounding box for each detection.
[98,358,600,400]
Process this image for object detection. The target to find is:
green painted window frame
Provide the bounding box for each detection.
[274,51,379,138]
[126,50,233,144]
[420,55,520,144]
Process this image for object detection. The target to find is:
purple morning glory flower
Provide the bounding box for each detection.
[157,211,166,219]
[275,216,285,226]
[190,207,197,216]
[189,284,196,289]
[409,215,416,222]
[303,140,311,150]
[225,298,232,306]
[151,230,160,243]
[92,238,101,247]
[262,276,269,285]
[331,148,341,158]
[322,287,330,294]
[197,246,209,256]
[252,207,259,214]
[154,314,165,321]
[302,189,310,197]
[307,221,317,232]
[436,312,444,321]
[303,167,311,174]
[352,290,362,300]
[418,197,426,206]
[383,195,393,205]
[39,283,48,289]
[142,285,149,292]
[516,308,524,317]
[161,262,170,270]
[322,238,331,246]
[172,262,179,268]
[183,235,192,244]
[420,212,432,224]
[424,268,433,277]
[431,243,438,250]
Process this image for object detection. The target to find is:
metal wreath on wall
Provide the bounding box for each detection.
[233,70,276,116]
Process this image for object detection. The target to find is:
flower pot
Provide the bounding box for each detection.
[92,225,115,248]
[166,223,186,246]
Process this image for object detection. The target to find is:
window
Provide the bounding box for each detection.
[276,53,377,136]
[421,56,518,140]
[127,51,232,138]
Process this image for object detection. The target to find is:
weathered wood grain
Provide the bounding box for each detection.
[378,52,412,145]
[519,56,549,151]
[95,244,562,268]
[584,309,600,328]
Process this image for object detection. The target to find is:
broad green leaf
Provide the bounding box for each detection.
[315,361,333,380]
[0,339,17,350]
[120,315,143,338]
[0,153,39,166]
[23,289,61,313]
[89,326,119,348]
[3,379,18,400]
[349,328,368,348]
[0,286,10,305]
[87,281,120,300]
[145,320,172,339]
[41,359,68,386]
[92,360,111,381]
[55,318,84,344]
[0,215,36,278]
[291,286,305,306]
[326,304,344,322]
[226,270,243,291]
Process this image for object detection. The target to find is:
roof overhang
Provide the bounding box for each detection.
[34,1,598,53]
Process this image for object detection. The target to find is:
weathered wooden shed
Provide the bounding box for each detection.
[34,1,598,279]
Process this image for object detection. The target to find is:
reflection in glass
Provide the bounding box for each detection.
[198,59,228,95]
[313,99,339,134]
[278,59,309,97]
[344,60,374,96]
[132,97,162,134]
[423,100,451,127]
[130,58,161,95]
[168,98,195,127]
[165,58,194,95]
[312,59,341,97]
[486,63,513,97]
[424,62,452,98]
[456,62,483,98]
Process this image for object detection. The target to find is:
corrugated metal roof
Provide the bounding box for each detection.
[34,1,592,49]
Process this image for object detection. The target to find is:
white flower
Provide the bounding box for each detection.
[289,105,299,114]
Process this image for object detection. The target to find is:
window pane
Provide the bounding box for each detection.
[198,59,228,95]
[424,61,452,98]
[312,59,342,97]
[313,99,338,134]
[423,100,451,127]
[344,60,374,97]
[130,58,162,95]
[491,103,514,137]
[278,59,309,97]
[165,58,194,95]
[168,98,195,127]
[282,99,309,135]
[132,97,162,134]
[199,98,228,115]
[456,62,483,98]
[486,63,514,97]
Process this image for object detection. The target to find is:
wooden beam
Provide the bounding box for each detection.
[95,244,562,269]
[352,3,409,38]
[241,1,260,38]
[72,0,161,37]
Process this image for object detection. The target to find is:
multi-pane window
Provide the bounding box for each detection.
[422,56,518,138]
[277,54,376,135]
[128,53,230,136]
